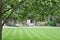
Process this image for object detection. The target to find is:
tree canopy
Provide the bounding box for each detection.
[2,0,60,22]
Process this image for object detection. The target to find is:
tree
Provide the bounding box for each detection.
[0,0,3,40]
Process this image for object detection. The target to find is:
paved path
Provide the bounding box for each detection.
[3,26,60,28]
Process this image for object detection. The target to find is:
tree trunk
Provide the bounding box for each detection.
[0,19,2,40]
[0,0,3,40]
[0,11,2,40]
[0,11,3,40]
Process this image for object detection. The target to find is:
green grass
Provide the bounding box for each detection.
[2,27,60,40]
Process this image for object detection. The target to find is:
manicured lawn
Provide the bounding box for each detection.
[2,27,60,40]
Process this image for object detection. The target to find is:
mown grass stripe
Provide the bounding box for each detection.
[9,28,17,40]
[28,28,42,40]
[23,28,33,40]
[4,28,15,40]
[38,28,60,40]
[2,28,60,40]
[2,28,9,34]
[2,28,13,40]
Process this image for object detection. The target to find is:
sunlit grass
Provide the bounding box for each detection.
[2,27,60,40]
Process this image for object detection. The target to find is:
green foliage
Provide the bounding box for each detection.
[47,21,57,26]
[3,0,60,22]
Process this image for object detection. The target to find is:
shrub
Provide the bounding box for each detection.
[47,21,57,26]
